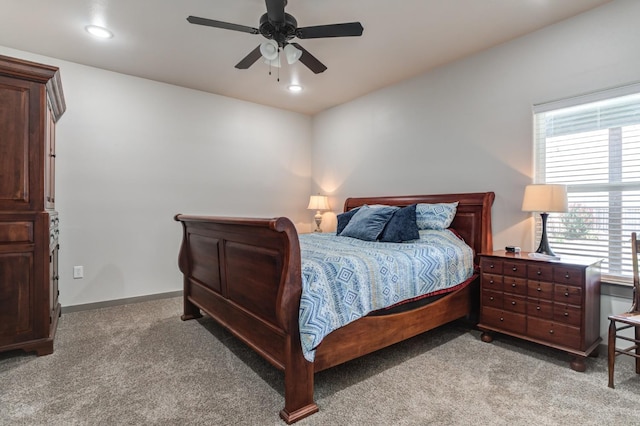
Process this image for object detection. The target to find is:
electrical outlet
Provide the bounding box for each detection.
[73,265,84,279]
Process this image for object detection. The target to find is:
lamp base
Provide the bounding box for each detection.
[314,211,323,233]
[535,212,556,257]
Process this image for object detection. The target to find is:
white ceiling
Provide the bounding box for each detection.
[0,0,612,115]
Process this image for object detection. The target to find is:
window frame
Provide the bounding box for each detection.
[532,82,640,286]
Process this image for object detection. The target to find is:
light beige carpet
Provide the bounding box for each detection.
[1,297,639,425]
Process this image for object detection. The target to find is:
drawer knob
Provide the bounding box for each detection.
[549,330,554,334]
[489,279,494,284]
[536,306,541,310]
[490,297,494,301]
[490,264,495,269]
[537,287,542,292]
[537,270,541,276]
[511,301,516,305]
[500,317,504,321]
[565,292,569,297]
[565,273,570,279]
[564,312,569,317]
[511,283,516,287]
[512,267,517,272]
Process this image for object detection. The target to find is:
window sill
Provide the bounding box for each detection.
[602,280,634,299]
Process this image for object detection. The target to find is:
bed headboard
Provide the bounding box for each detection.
[343,192,495,258]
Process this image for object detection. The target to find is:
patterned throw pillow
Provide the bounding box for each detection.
[415,202,458,230]
[339,205,398,241]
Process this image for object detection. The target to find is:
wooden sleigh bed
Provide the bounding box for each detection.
[175,191,494,423]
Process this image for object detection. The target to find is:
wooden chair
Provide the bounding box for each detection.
[608,232,640,388]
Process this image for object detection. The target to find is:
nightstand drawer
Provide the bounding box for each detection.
[527,280,553,300]
[527,263,553,281]
[482,273,503,291]
[480,258,503,274]
[481,306,526,334]
[527,317,581,349]
[554,284,582,305]
[482,290,503,309]
[554,267,582,286]
[527,298,553,319]
[503,260,527,278]
[553,303,582,327]
[503,276,527,295]
[503,294,526,314]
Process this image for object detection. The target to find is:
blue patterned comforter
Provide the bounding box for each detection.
[298,229,474,362]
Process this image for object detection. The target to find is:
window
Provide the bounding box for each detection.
[533,84,640,284]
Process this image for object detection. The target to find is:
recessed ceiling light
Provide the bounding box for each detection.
[85,25,114,39]
[288,84,302,93]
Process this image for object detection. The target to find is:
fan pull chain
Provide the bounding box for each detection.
[266,48,281,82]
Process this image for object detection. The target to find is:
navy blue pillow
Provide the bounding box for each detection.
[336,207,360,235]
[339,205,397,241]
[379,204,420,243]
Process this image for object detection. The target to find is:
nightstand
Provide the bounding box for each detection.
[477,250,602,371]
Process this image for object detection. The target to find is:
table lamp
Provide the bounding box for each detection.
[307,195,330,233]
[522,184,568,257]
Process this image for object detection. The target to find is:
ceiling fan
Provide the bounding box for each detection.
[187,0,364,74]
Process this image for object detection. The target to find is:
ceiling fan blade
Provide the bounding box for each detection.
[187,16,259,35]
[265,0,286,23]
[296,22,363,39]
[235,45,263,69]
[291,43,327,74]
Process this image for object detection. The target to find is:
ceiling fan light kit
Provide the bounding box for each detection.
[259,40,279,61]
[187,0,363,74]
[283,44,302,64]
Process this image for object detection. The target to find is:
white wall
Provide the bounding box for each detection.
[311,0,640,340]
[0,46,313,308]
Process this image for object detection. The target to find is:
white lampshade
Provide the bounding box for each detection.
[284,44,302,64]
[259,40,279,61]
[307,195,330,211]
[522,184,568,213]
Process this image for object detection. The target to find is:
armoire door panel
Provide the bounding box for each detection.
[0,252,35,341]
[0,78,30,208]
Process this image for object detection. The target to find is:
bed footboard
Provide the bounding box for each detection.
[174,214,318,423]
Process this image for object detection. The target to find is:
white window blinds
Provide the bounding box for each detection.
[533,84,640,285]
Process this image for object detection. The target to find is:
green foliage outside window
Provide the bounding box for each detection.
[561,204,596,240]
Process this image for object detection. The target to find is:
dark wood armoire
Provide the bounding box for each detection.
[0,55,66,356]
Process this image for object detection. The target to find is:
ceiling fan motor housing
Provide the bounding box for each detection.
[259,13,297,46]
